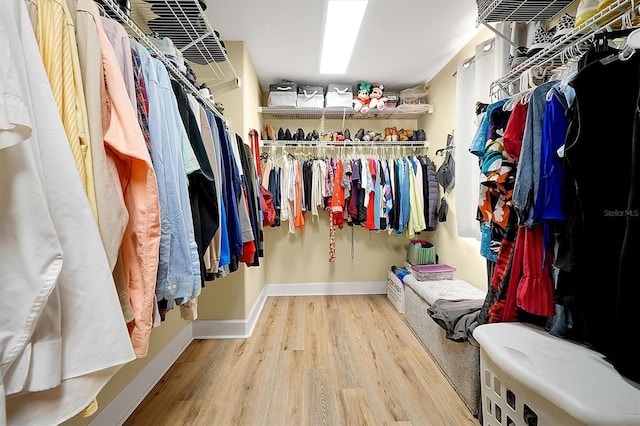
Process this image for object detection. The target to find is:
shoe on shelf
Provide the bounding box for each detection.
[575,0,599,27]
[509,46,529,69]
[527,24,556,57]
[261,124,268,140]
[415,129,426,141]
[384,127,392,141]
[354,128,365,141]
[343,128,351,141]
[284,128,292,140]
[362,131,377,142]
[266,123,276,140]
[277,127,285,141]
[398,129,412,142]
[552,13,575,42]
[292,128,304,141]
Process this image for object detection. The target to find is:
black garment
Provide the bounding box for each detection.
[238,137,263,264]
[171,81,219,287]
[268,166,281,227]
[425,157,439,231]
[348,160,361,224]
[558,46,640,383]
[303,160,313,212]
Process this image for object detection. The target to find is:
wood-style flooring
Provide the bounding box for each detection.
[124,295,480,426]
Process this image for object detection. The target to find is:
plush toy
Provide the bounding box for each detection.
[368,84,387,111]
[353,81,371,113]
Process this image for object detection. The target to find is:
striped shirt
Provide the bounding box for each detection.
[36,0,97,220]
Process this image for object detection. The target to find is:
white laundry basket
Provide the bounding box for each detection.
[473,322,640,426]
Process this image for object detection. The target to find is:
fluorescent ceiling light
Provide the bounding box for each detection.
[319,0,368,74]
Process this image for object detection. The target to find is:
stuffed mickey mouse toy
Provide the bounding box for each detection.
[368,84,387,111]
[353,81,371,113]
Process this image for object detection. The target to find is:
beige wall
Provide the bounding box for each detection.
[240,41,268,316]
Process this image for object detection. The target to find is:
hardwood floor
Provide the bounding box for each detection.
[124,295,480,426]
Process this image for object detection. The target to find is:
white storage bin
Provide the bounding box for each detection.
[473,322,640,426]
[325,83,353,107]
[268,82,297,107]
[387,269,405,313]
[297,85,324,108]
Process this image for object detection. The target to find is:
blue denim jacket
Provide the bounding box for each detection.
[513,80,557,227]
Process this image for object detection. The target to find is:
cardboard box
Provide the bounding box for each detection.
[387,269,405,313]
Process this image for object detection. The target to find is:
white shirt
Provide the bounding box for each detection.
[2,2,136,423]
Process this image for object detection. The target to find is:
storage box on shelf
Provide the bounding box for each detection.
[325,83,354,107]
[268,82,298,107]
[297,85,325,108]
[383,92,399,109]
[399,85,428,105]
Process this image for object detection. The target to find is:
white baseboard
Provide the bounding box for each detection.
[89,322,193,426]
[191,286,268,339]
[90,281,385,425]
[266,280,387,296]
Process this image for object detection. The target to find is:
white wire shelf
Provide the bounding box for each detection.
[477,0,574,24]
[258,105,434,120]
[261,140,428,148]
[99,0,229,119]
[103,0,241,91]
[490,0,634,98]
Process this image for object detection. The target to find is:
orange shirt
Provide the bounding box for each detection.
[95,5,161,358]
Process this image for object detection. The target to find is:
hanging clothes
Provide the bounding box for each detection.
[130,40,200,321]
[557,44,640,384]
[2,2,135,423]
[97,11,161,357]
[172,80,219,289]
[512,80,557,227]
[69,0,128,278]
[35,0,97,220]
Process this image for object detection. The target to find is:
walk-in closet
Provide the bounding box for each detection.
[2,0,639,425]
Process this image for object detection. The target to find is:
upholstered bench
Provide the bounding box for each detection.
[403,275,486,417]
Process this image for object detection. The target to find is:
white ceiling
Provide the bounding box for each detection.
[205,0,482,93]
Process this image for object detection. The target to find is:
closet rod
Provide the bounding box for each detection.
[100,0,226,120]
[261,141,428,148]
